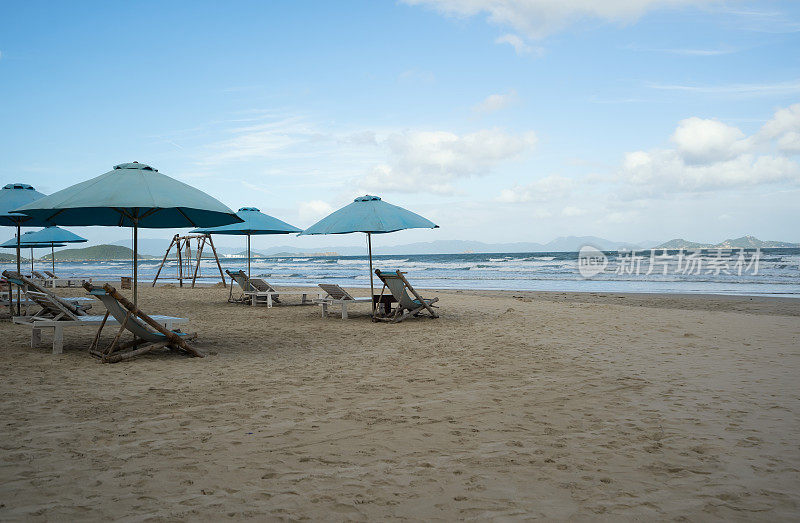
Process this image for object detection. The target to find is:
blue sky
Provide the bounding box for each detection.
[1,0,799,250]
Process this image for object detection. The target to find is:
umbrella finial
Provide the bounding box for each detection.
[3,183,35,191]
[114,162,157,172]
[354,195,381,202]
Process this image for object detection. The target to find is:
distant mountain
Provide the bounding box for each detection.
[111,238,173,257]
[655,238,710,249]
[655,235,799,249]
[378,240,547,255]
[233,250,267,258]
[100,234,798,258]
[42,245,157,261]
[0,253,27,263]
[541,236,643,252]
[715,235,799,249]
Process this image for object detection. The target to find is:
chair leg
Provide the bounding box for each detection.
[341,302,348,320]
[31,327,42,348]
[267,294,273,308]
[321,302,328,317]
[52,326,63,355]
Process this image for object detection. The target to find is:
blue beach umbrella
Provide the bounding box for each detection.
[7,226,87,274]
[301,195,438,314]
[1,234,66,274]
[0,183,49,314]
[13,162,242,307]
[192,207,301,281]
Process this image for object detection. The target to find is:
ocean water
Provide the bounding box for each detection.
[3,248,799,297]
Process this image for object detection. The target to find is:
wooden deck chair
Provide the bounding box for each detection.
[43,270,86,287]
[83,282,200,363]
[226,269,256,303]
[4,270,120,354]
[316,283,372,319]
[245,278,319,308]
[374,269,438,322]
[247,278,281,304]
[2,270,93,320]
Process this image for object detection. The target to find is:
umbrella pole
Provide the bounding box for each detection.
[368,232,375,317]
[247,233,251,284]
[52,245,55,274]
[133,220,138,309]
[15,223,20,316]
[31,247,34,274]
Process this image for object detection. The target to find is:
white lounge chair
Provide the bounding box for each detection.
[227,269,317,307]
[43,270,89,288]
[3,271,186,355]
[4,270,93,319]
[316,284,372,319]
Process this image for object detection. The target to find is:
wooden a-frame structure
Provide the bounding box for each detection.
[152,233,225,288]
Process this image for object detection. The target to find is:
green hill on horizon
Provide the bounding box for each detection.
[0,253,28,263]
[655,235,799,250]
[41,244,157,261]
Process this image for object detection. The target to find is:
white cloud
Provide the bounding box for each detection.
[201,116,326,164]
[494,34,539,55]
[298,200,334,223]
[616,104,800,197]
[403,0,717,39]
[473,89,518,113]
[360,164,456,195]
[360,128,538,195]
[620,149,799,193]
[756,103,800,153]
[496,175,574,202]
[670,117,746,164]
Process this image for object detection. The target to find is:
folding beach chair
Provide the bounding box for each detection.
[43,270,88,288]
[3,270,93,320]
[245,277,321,308]
[83,282,199,363]
[226,269,254,302]
[316,283,372,319]
[374,269,438,322]
[3,270,119,354]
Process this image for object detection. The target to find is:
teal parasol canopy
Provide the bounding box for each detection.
[191,207,301,281]
[192,207,300,235]
[11,162,242,306]
[13,162,242,228]
[300,195,437,235]
[300,195,437,316]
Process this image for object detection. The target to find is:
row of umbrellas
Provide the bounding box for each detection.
[0,226,87,274]
[2,162,438,312]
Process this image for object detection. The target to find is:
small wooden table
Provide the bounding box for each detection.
[373,294,397,316]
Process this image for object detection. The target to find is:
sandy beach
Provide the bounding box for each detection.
[1,285,799,520]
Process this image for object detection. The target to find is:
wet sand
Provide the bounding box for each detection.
[1,284,798,520]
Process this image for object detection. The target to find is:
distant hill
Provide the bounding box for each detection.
[0,253,27,263]
[110,238,172,257]
[42,244,157,261]
[655,235,799,249]
[234,250,267,258]
[655,238,709,249]
[715,235,799,248]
